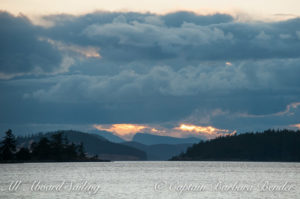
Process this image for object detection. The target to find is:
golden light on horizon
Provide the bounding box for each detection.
[290,124,300,129]
[174,123,235,139]
[93,123,236,140]
[175,124,229,134]
[151,128,159,132]
[93,124,147,139]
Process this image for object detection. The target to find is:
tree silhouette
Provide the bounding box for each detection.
[29,131,92,162]
[50,132,64,161]
[0,130,100,163]
[0,129,16,161]
[78,142,86,160]
[31,137,52,160]
[16,148,31,161]
[171,129,300,161]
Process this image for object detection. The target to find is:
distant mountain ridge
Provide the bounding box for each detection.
[16,130,204,161]
[132,133,201,145]
[17,130,147,161]
[122,141,194,160]
[89,130,125,143]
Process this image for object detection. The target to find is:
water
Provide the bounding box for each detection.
[0,161,299,199]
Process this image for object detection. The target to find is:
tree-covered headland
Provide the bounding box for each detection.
[0,129,102,163]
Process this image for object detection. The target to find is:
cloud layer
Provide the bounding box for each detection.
[1,11,300,136]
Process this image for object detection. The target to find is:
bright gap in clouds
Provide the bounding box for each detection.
[174,124,235,139]
[175,124,229,134]
[93,123,235,140]
[290,124,300,130]
[93,124,148,140]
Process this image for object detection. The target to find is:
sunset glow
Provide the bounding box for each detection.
[290,124,300,129]
[151,128,159,133]
[174,124,235,139]
[93,123,236,140]
[93,124,147,139]
[175,124,229,134]
[3,0,299,144]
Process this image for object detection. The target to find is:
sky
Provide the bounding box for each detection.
[1,0,300,19]
[1,1,300,140]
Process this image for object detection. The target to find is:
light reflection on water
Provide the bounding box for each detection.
[0,161,299,199]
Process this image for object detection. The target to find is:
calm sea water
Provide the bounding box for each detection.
[0,161,299,199]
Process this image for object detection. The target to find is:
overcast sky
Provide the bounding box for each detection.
[0,1,300,139]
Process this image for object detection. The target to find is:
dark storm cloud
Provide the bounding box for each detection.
[21,58,300,128]
[2,11,300,76]
[0,12,63,77]
[1,11,300,134]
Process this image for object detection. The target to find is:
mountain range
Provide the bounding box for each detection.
[132,133,200,145]
[17,130,146,161]
[17,130,200,161]
[122,141,194,160]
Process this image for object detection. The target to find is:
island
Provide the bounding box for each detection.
[170,129,300,162]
